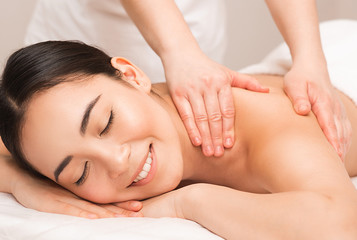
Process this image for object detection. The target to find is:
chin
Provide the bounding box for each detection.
[139,172,182,201]
[142,165,184,201]
[144,139,183,196]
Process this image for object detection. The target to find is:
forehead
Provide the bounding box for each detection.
[23,75,121,133]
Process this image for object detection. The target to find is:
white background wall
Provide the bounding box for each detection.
[1,0,356,71]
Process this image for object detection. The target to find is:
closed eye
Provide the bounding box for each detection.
[100,109,114,136]
[75,161,90,186]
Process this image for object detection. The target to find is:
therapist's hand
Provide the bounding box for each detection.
[12,173,142,219]
[284,62,352,159]
[163,52,269,157]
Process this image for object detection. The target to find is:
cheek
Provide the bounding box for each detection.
[115,97,166,139]
[71,181,118,204]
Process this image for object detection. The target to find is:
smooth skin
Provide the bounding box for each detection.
[0,154,143,219]
[7,57,357,239]
[121,0,351,158]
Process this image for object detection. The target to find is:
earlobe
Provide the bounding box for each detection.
[110,57,151,93]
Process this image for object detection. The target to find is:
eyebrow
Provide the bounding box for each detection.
[54,155,73,182]
[53,94,101,182]
[80,94,101,135]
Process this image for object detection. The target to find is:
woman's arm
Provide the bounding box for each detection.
[179,183,356,240]
[141,125,357,239]
[264,0,352,158]
[120,0,268,157]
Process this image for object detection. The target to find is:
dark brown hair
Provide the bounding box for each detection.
[0,41,122,176]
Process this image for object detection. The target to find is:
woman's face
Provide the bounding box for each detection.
[21,60,184,203]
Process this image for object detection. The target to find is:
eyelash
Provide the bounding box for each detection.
[75,110,114,186]
[100,109,114,136]
[75,161,90,186]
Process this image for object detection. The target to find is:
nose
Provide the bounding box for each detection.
[100,143,131,179]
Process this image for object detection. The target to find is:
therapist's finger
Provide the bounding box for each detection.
[334,114,350,160]
[171,95,202,146]
[219,85,235,149]
[312,101,340,156]
[231,72,269,93]
[189,93,214,156]
[204,90,224,157]
[342,117,353,160]
[285,80,311,115]
[334,114,343,158]
[332,100,352,160]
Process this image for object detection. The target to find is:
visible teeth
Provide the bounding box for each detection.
[143,163,151,172]
[139,170,148,178]
[133,151,152,183]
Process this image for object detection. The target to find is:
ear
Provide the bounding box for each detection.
[110,57,151,93]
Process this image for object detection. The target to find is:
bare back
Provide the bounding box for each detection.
[228,74,357,194]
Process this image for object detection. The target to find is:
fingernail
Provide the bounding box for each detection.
[215,146,223,155]
[194,137,201,145]
[225,137,233,147]
[298,104,308,113]
[129,212,141,217]
[206,145,214,155]
[87,214,98,219]
[130,202,140,208]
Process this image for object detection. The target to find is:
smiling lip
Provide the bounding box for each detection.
[130,144,157,187]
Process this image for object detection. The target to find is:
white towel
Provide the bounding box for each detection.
[240,19,357,103]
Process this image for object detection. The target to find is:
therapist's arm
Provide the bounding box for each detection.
[120,0,268,157]
[265,0,352,158]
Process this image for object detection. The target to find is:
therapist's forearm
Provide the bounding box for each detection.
[120,0,201,60]
[265,0,326,63]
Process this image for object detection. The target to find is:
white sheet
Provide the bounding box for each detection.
[0,193,222,240]
[0,19,356,240]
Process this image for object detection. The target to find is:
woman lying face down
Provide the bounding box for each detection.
[1,41,357,239]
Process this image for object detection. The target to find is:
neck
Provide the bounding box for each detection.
[150,83,211,182]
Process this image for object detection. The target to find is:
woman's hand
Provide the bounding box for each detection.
[137,186,195,219]
[283,62,352,159]
[139,191,182,218]
[163,52,269,157]
[11,173,143,219]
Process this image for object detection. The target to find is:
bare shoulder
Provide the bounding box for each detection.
[232,74,313,144]
[232,74,356,194]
